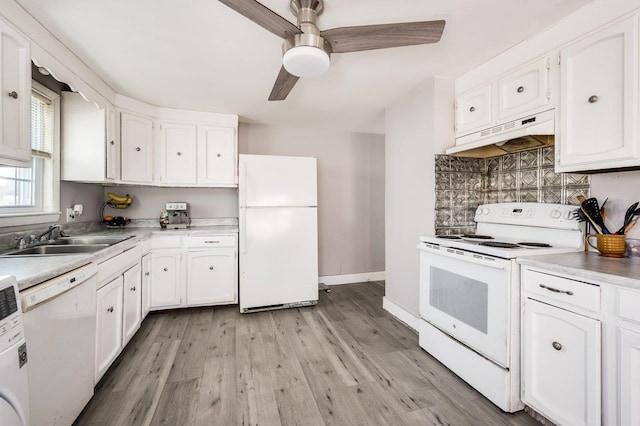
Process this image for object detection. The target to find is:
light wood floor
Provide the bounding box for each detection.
[75,282,539,426]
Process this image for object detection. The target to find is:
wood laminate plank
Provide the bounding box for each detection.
[273,384,324,426]
[150,378,200,426]
[167,310,214,383]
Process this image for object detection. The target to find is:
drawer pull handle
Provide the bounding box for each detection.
[517,86,525,93]
[539,284,574,296]
[204,240,219,244]
[163,268,168,272]
[552,341,562,351]
[8,91,18,99]
[107,306,114,313]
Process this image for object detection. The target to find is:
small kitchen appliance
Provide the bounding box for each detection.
[166,202,190,229]
[418,202,583,413]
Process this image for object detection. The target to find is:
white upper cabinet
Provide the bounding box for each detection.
[455,83,492,137]
[556,16,639,172]
[497,57,550,123]
[0,20,31,167]
[61,93,119,182]
[198,125,237,186]
[120,111,153,183]
[159,122,197,185]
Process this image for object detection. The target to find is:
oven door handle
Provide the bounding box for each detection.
[418,243,508,270]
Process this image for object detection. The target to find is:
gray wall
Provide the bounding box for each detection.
[101,186,238,220]
[59,181,104,223]
[384,77,454,317]
[239,123,385,277]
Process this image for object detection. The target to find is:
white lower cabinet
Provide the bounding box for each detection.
[523,298,601,426]
[95,276,124,382]
[122,263,142,346]
[141,253,152,318]
[186,249,237,306]
[150,251,182,308]
[618,327,640,425]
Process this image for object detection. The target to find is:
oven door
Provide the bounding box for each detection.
[418,243,513,367]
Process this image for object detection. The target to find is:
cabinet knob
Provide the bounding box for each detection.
[163,267,168,272]
[7,91,18,99]
[209,266,214,270]
[517,86,525,93]
[131,286,136,291]
[177,152,182,156]
[136,147,141,152]
[107,306,114,313]
[216,153,222,157]
[552,341,562,351]
[145,272,150,276]
[110,140,115,145]
[588,95,598,103]
[469,106,475,112]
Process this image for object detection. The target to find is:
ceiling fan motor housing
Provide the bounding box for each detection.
[282,0,331,77]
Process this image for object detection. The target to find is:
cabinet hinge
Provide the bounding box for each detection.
[546,89,551,100]
[546,57,551,69]
[557,55,561,66]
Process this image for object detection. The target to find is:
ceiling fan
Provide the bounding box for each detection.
[218,0,446,101]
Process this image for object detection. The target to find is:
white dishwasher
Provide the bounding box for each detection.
[20,263,98,426]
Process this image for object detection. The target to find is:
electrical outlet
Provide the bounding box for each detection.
[66,208,76,222]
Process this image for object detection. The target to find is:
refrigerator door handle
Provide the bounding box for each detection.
[240,162,247,207]
[240,208,247,254]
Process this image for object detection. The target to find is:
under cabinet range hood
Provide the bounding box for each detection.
[446,109,555,158]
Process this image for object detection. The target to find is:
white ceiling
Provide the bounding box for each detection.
[16,0,592,134]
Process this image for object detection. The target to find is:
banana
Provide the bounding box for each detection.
[107,193,132,204]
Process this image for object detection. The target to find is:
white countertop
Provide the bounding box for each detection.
[517,252,640,291]
[0,225,238,291]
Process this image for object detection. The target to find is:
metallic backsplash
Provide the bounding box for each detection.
[435,146,590,235]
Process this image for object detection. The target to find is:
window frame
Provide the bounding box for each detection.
[0,81,60,227]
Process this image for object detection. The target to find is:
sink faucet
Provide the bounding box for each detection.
[33,224,66,243]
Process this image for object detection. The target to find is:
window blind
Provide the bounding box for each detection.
[31,91,53,157]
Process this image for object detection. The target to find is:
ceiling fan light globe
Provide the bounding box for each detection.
[283,46,330,78]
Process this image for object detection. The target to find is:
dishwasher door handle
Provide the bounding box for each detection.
[20,264,98,312]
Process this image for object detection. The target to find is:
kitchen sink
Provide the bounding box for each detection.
[49,236,134,246]
[2,244,110,256]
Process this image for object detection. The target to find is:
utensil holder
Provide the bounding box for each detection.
[587,234,627,258]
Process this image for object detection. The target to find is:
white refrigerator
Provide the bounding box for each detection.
[238,154,319,313]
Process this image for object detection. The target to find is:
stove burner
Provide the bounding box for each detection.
[436,235,462,239]
[518,242,552,248]
[479,241,520,249]
[462,234,493,240]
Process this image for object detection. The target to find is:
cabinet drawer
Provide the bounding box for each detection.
[617,288,640,324]
[151,235,182,249]
[97,245,141,286]
[187,235,236,248]
[523,269,600,313]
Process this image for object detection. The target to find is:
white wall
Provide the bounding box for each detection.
[590,171,640,239]
[238,123,385,277]
[384,77,454,318]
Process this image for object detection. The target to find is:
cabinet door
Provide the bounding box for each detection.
[0,22,30,166]
[160,122,197,184]
[186,250,237,305]
[523,299,601,426]
[150,251,182,308]
[120,111,153,183]
[122,263,142,345]
[198,126,237,186]
[497,57,550,123]
[105,102,119,181]
[619,327,640,425]
[95,276,123,382]
[557,17,639,172]
[141,253,152,318]
[455,83,492,138]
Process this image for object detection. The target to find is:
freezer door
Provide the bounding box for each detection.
[239,154,317,207]
[240,207,318,310]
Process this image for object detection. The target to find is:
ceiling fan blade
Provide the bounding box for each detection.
[268,66,299,101]
[322,20,445,53]
[218,0,301,39]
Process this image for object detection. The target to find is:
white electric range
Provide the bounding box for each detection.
[417,202,583,413]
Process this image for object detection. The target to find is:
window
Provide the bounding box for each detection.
[0,81,60,226]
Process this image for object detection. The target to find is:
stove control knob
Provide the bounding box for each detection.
[565,210,575,220]
[550,209,561,219]
[484,207,491,215]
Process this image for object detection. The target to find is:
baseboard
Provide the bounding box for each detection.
[318,271,385,286]
[382,296,419,331]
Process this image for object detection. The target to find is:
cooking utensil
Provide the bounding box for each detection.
[600,198,608,219]
[571,208,587,223]
[615,201,639,234]
[624,220,637,234]
[581,198,609,234]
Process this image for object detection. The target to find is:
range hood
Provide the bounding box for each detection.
[446,109,555,158]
